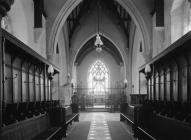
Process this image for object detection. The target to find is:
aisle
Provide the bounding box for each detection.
[66,112,135,140]
[108,121,135,140]
[65,122,91,140]
[87,113,112,140]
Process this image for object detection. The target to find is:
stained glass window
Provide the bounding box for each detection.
[88,60,109,95]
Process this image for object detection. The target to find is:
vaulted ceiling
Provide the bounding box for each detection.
[67,0,132,65]
[67,0,131,45]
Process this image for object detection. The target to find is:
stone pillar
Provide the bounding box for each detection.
[0,0,14,134]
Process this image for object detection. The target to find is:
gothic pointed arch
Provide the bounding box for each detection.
[48,0,151,61]
[88,60,109,94]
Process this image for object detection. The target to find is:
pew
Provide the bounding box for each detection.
[18,102,27,121]
[32,103,79,140]
[2,111,49,140]
[120,103,156,140]
[136,100,191,140]
[2,101,56,127]
[1,101,78,140]
[3,103,18,125]
[49,103,79,137]
[143,100,191,123]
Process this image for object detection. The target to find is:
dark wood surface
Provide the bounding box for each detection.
[2,29,60,72]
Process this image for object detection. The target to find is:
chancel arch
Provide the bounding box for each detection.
[48,0,152,63]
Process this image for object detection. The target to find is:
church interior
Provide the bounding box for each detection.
[1,0,191,140]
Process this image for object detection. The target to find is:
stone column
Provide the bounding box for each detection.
[0,0,14,133]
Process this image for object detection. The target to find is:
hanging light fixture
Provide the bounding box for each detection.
[144,64,152,79]
[124,79,128,88]
[94,0,103,53]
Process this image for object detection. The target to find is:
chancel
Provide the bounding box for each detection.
[1,0,191,140]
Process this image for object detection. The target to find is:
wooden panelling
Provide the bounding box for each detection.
[155,72,159,100]
[166,68,170,101]
[3,44,54,104]
[2,114,50,140]
[29,66,35,102]
[172,67,178,101]
[159,70,164,101]
[139,31,191,103]
[188,52,191,102]
[35,69,40,101]
[1,29,60,104]
[13,58,21,103]
[40,74,44,101]
[46,78,50,101]
[182,65,188,102]
[138,27,191,140]
[151,76,154,100]
[177,56,188,102]
[22,63,28,102]
[4,53,12,103]
[148,79,151,100]
[0,30,60,140]
[130,94,147,104]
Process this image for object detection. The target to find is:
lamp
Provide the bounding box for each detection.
[67,73,70,79]
[145,64,151,79]
[124,79,128,88]
[94,1,103,53]
[48,65,54,80]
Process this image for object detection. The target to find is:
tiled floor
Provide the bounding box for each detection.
[79,112,135,140]
[79,112,120,122]
[87,113,112,140]
[66,112,135,140]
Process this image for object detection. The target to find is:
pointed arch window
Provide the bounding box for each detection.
[88,60,109,94]
[56,44,59,54]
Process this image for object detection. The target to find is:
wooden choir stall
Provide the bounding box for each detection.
[120,31,191,140]
[0,29,79,140]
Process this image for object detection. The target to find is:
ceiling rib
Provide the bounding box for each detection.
[67,0,131,48]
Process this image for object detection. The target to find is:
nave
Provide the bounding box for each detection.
[1,0,191,140]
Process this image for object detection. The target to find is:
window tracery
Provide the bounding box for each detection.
[88,60,109,95]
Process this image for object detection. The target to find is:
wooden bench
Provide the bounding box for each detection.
[143,113,191,140]
[2,114,50,140]
[121,102,191,140]
[31,127,62,140]
[120,103,156,140]
[33,103,79,140]
[138,101,191,140]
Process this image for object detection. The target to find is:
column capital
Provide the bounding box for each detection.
[0,0,14,17]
